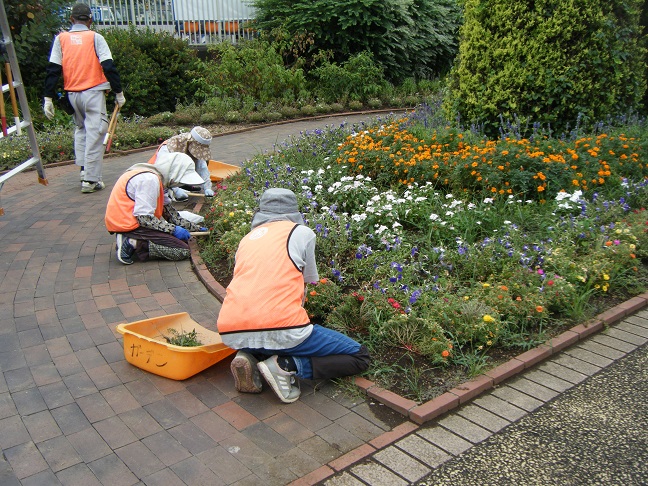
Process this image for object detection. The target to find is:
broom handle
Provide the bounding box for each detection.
[104,103,120,151]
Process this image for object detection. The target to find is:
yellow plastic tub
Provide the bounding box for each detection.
[116,312,235,380]
[208,160,241,182]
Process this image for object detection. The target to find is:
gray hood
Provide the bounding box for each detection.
[251,188,305,229]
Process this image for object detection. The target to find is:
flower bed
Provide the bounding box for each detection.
[200,106,648,402]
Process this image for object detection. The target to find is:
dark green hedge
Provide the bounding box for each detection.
[446,0,647,136]
[102,27,205,116]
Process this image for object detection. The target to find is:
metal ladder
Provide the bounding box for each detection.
[0,0,47,216]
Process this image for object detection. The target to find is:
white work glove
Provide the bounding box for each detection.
[43,97,55,120]
[115,92,126,107]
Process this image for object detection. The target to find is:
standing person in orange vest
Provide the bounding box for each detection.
[43,3,126,193]
[217,188,370,403]
[148,127,215,202]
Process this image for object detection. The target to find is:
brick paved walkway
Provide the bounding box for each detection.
[0,114,646,485]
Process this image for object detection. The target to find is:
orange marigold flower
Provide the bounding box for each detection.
[536,305,544,312]
[441,350,450,358]
[320,278,328,284]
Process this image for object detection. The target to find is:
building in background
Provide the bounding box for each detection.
[88,0,255,44]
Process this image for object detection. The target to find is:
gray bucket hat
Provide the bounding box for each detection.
[251,188,305,229]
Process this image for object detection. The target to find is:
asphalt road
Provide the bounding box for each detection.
[416,343,648,486]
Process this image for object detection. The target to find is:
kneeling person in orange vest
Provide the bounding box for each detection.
[105,152,208,265]
[148,126,214,202]
[217,188,370,403]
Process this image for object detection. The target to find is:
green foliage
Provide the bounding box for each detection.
[101,27,204,116]
[163,328,203,347]
[310,51,387,103]
[250,0,462,81]
[4,0,69,94]
[201,110,648,387]
[447,0,647,136]
[201,40,308,103]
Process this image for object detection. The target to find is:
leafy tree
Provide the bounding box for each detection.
[446,0,647,136]
[3,0,69,95]
[250,0,462,81]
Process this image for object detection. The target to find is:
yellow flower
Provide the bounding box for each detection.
[483,314,495,323]
[603,274,610,280]
[482,283,490,288]
[229,212,235,217]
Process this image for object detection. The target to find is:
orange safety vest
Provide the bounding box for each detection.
[59,30,108,92]
[217,221,310,334]
[147,141,168,164]
[105,169,165,233]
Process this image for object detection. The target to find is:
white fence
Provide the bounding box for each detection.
[88,0,256,44]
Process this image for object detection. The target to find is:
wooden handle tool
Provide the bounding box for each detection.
[103,103,120,152]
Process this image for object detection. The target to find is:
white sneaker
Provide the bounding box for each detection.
[81,181,105,193]
[79,169,85,181]
[257,355,300,403]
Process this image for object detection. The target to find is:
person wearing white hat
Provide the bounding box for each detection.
[148,126,214,201]
[105,152,208,264]
[217,188,370,403]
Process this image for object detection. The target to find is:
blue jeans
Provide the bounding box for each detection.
[243,324,362,379]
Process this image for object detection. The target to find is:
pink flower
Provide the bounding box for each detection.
[537,269,544,275]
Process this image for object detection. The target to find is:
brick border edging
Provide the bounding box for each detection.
[287,294,648,485]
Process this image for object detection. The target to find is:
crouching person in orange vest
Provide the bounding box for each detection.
[105,152,208,265]
[217,188,370,403]
[148,127,214,202]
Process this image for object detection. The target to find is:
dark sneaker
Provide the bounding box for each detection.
[257,355,300,403]
[230,351,263,393]
[115,234,135,265]
[81,180,105,193]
